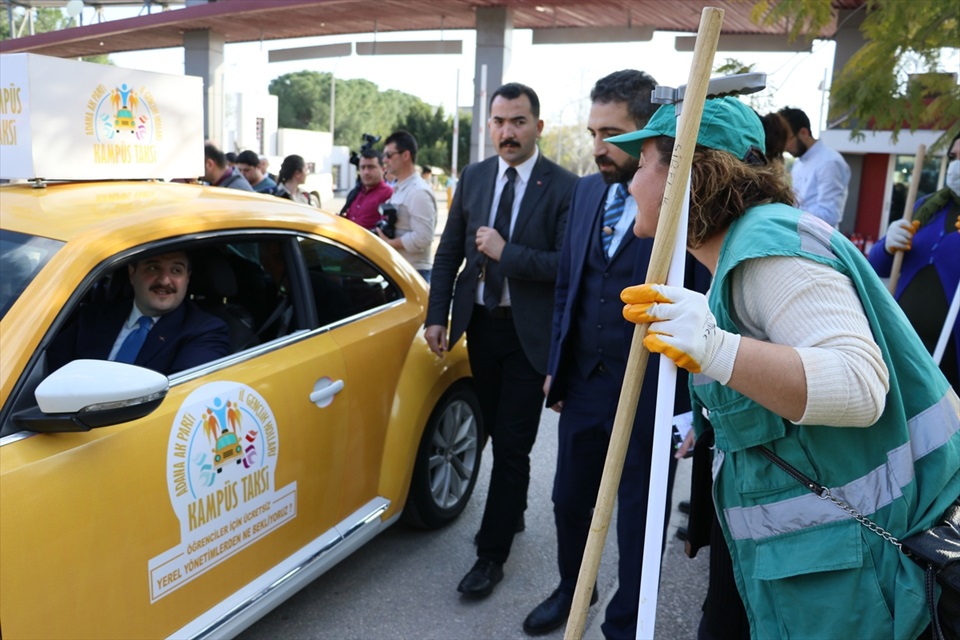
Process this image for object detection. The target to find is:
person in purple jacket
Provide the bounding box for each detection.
[868,132,959,392]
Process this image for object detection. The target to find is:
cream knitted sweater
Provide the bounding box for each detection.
[728,256,889,427]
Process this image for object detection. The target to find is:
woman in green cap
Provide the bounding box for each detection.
[608,97,959,639]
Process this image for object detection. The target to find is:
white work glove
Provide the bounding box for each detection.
[621,284,741,385]
[885,219,920,254]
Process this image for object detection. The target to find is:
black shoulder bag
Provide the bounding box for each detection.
[756,445,960,640]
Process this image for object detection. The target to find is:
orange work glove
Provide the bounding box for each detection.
[621,284,740,384]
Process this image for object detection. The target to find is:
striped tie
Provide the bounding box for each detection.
[601,184,627,256]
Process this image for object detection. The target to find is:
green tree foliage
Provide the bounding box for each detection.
[713,58,777,113]
[397,101,451,167]
[2,6,111,64]
[269,70,466,171]
[269,70,329,131]
[540,122,594,177]
[752,0,959,146]
[1,6,63,39]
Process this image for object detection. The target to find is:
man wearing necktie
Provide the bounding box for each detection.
[425,83,578,600]
[523,70,694,639]
[48,251,230,377]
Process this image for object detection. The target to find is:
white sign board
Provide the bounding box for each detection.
[0,53,203,181]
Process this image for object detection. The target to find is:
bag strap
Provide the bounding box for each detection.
[756,446,904,551]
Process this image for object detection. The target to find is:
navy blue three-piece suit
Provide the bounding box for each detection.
[48,299,230,377]
[547,173,692,640]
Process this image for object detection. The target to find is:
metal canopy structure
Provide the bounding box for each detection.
[0,0,863,58]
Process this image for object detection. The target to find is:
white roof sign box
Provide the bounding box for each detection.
[0,53,204,181]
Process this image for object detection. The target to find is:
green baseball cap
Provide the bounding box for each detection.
[606,96,765,161]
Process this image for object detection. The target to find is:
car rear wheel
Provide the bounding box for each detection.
[403,383,483,529]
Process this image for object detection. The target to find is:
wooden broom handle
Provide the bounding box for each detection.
[563,7,725,639]
[888,144,926,294]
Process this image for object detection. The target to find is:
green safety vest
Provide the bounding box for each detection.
[691,203,960,639]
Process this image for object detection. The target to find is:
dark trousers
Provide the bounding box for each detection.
[553,365,676,640]
[697,515,750,640]
[467,306,545,565]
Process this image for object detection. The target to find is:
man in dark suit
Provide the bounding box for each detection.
[48,251,230,376]
[425,82,578,599]
[521,70,680,639]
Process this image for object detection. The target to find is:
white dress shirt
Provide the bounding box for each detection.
[790,139,851,228]
[476,148,540,307]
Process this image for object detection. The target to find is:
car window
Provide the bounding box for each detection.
[0,230,64,321]
[42,237,305,378]
[236,239,301,342]
[189,241,279,351]
[3,237,299,438]
[296,236,402,325]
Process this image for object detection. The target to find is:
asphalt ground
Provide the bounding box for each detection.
[239,405,709,640]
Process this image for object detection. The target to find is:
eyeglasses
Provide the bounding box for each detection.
[383,150,399,159]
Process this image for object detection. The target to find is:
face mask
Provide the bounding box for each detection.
[947,159,960,195]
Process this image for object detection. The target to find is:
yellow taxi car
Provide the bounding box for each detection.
[0,180,482,639]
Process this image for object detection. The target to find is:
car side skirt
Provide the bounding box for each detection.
[170,497,394,640]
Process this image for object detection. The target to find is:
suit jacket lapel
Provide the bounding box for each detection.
[476,158,498,228]
[137,302,186,367]
[511,154,551,240]
[574,178,608,274]
[463,159,498,277]
[90,303,130,359]
[610,222,636,261]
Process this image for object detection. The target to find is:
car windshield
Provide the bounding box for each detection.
[0,229,64,321]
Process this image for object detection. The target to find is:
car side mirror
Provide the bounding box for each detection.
[13,360,169,433]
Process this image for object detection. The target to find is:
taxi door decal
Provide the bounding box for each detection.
[148,381,297,602]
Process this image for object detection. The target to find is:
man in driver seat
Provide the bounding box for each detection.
[48,251,230,376]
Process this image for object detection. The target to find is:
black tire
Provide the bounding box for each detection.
[402,382,484,529]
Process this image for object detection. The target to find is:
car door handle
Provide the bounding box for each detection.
[310,378,345,408]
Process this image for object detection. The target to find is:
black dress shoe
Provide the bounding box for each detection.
[678,500,691,515]
[474,514,525,545]
[457,558,504,599]
[522,588,599,635]
[675,526,689,542]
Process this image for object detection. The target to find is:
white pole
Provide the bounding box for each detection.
[479,64,488,161]
[330,71,336,141]
[933,279,960,365]
[818,67,828,133]
[452,68,460,177]
[636,171,689,639]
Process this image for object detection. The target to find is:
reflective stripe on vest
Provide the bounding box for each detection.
[724,389,960,541]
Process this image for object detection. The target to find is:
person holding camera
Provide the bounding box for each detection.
[344,148,393,230]
[378,130,438,282]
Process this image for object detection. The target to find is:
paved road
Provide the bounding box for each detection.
[239,407,709,640]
